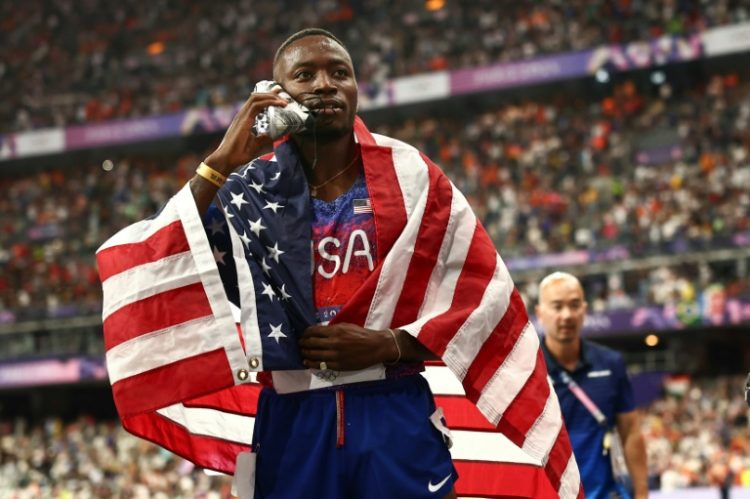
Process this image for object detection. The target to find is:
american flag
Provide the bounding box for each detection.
[352,197,372,214]
[96,117,582,498]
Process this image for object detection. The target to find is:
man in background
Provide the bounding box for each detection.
[537,271,648,498]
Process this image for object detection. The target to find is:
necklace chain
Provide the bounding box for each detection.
[309,152,361,195]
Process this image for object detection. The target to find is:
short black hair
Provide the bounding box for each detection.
[273,28,348,68]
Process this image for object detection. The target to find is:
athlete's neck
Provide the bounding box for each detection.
[293,133,360,201]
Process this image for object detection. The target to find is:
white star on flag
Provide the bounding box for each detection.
[207,218,225,236]
[268,323,287,343]
[270,171,281,181]
[263,201,283,213]
[249,180,264,194]
[238,231,251,248]
[260,258,272,275]
[230,191,249,209]
[249,217,266,237]
[212,246,226,265]
[261,282,276,301]
[279,284,292,300]
[266,242,285,263]
[223,205,234,219]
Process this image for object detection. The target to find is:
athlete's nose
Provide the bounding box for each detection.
[313,71,336,95]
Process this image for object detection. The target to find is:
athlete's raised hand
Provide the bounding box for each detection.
[204,88,289,175]
[191,89,289,215]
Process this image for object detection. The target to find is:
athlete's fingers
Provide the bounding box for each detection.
[302,354,339,370]
[206,90,291,171]
[236,87,285,116]
[226,92,287,133]
[298,337,335,352]
[300,325,335,338]
[241,95,288,124]
[298,328,331,348]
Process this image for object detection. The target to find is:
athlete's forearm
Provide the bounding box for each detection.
[190,174,224,216]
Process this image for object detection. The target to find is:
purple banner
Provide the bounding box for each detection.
[0,133,15,159]
[0,356,107,389]
[589,33,703,72]
[450,33,702,95]
[635,144,684,165]
[451,51,589,95]
[533,297,750,336]
[62,104,243,151]
[178,103,242,135]
[506,246,631,272]
[65,113,184,149]
[508,230,749,273]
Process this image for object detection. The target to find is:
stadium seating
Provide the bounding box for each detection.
[2,0,749,132]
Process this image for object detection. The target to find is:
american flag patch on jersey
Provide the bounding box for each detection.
[353,198,372,214]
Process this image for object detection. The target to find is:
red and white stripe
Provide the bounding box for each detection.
[336,122,582,498]
[423,363,560,498]
[97,117,581,497]
[97,185,260,471]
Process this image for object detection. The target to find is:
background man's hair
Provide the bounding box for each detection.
[538,271,582,298]
[273,28,348,67]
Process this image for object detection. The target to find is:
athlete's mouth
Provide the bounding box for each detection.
[307,99,345,116]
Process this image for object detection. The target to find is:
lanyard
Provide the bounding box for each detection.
[558,370,608,427]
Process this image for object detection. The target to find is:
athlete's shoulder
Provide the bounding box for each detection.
[370,133,420,154]
[368,132,447,177]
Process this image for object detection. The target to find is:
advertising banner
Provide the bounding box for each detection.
[0,357,107,389]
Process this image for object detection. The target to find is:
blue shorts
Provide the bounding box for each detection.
[252,375,457,499]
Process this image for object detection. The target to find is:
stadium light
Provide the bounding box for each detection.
[425,0,445,11]
[644,334,659,347]
[102,159,114,172]
[651,70,666,85]
[147,41,166,56]
[595,69,610,83]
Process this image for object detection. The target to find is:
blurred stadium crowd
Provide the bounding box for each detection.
[2,0,749,132]
[644,376,750,491]
[383,75,750,259]
[0,417,233,498]
[0,376,747,497]
[1,74,748,323]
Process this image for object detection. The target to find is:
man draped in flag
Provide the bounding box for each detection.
[97,28,582,498]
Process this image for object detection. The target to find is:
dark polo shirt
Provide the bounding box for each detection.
[542,338,635,499]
